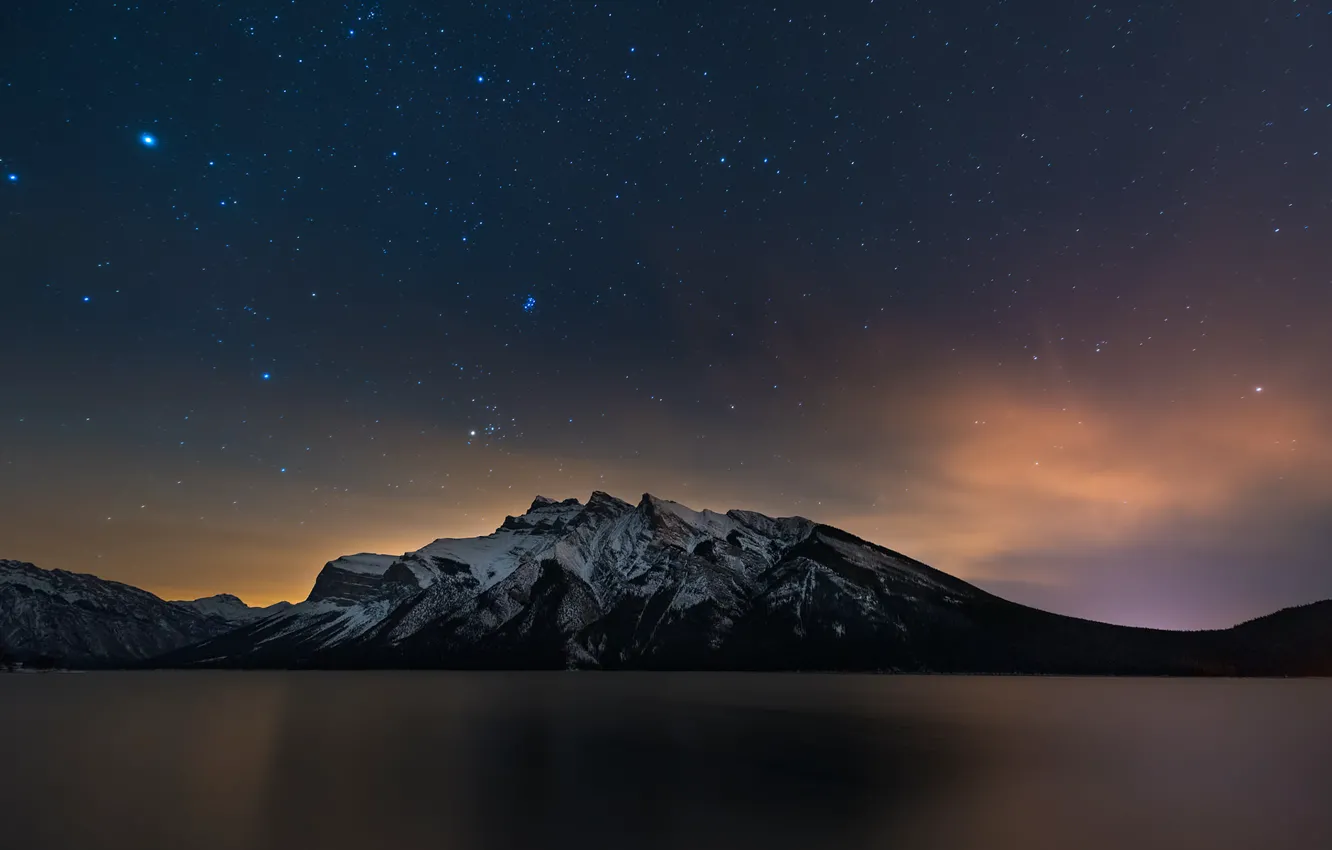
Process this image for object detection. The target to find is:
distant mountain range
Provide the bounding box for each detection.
[0,559,288,667]
[3,493,1329,674]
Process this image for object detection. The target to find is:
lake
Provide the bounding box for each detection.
[1,673,1329,849]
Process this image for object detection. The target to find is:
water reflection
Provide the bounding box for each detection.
[1,673,1329,849]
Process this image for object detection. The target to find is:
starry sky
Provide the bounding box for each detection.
[2,1,1330,629]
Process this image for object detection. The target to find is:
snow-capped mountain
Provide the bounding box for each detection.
[0,560,283,666]
[171,593,292,625]
[6,494,1330,673]
[157,492,1332,674]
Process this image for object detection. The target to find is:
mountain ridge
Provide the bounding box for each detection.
[3,494,1330,674]
[0,559,284,666]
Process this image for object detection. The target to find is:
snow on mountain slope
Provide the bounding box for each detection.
[157,491,817,666]
[207,496,596,658]
[412,496,585,589]
[322,553,399,576]
[175,554,430,663]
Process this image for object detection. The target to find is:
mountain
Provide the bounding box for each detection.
[172,593,292,625]
[152,492,1332,675]
[0,560,282,667]
[1217,601,1332,676]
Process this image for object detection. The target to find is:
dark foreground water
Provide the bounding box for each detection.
[1,674,1330,850]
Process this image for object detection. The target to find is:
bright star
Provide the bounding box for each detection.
[261,372,271,380]
[6,174,17,182]
[140,133,158,147]
[1256,387,1263,393]
[82,296,91,303]
[476,75,484,83]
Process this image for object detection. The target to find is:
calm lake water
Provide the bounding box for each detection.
[1,673,1329,850]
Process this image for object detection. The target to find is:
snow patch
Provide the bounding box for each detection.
[323,553,399,576]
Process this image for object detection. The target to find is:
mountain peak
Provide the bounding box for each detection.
[171,593,292,624]
[634,493,722,539]
[528,495,581,513]
[636,492,697,516]
[191,592,243,604]
[502,496,586,530]
[588,490,632,510]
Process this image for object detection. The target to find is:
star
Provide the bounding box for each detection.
[5,174,17,182]
[261,372,271,380]
[140,133,158,147]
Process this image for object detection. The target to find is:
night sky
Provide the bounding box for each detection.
[2,2,1330,629]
